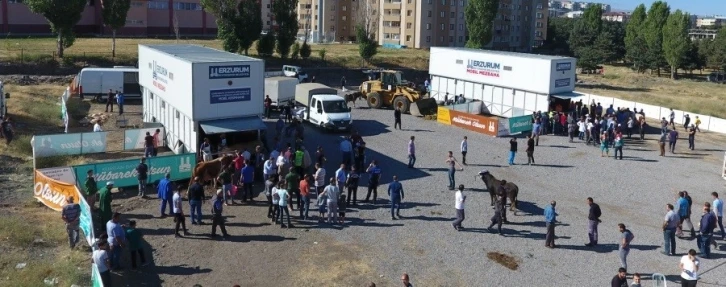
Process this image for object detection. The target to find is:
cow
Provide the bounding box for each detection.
[189,154,235,195]
[344,92,364,108]
[478,170,519,214]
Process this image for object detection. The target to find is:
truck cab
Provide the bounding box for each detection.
[295,83,352,131]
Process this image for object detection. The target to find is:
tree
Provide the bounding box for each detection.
[464,0,498,48]
[272,0,298,59]
[201,0,240,52]
[601,21,626,63]
[256,32,275,57]
[624,4,647,69]
[681,41,706,74]
[354,0,379,42]
[537,17,575,56]
[356,25,377,64]
[299,42,312,59]
[643,1,670,76]
[569,6,603,70]
[710,29,726,72]
[291,42,300,60]
[101,0,131,58]
[25,0,87,58]
[235,0,262,55]
[662,10,690,79]
[318,48,327,62]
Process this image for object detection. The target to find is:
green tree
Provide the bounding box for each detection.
[681,41,706,74]
[299,42,312,59]
[643,1,670,76]
[235,0,262,55]
[291,42,300,60]
[25,0,87,58]
[201,0,240,52]
[256,32,275,57]
[629,36,650,73]
[318,48,327,62]
[101,0,131,58]
[464,0,498,48]
[601,21,626,63]
[569,6,603,70]
[272,0,299,59]
[537,17,575,56]
[624,4,647,70]
[710,29,726,72]
[356,25,378,64]
[662,10,690,79]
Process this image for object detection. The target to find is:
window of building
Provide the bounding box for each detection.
[330,15,336,21]
[173,2,202,10]
[536,3,543,9]
[525,5,529,10]
[525,16,529,21]
[407,10,412,16]
[427,0,432,4]
[450,12,455,18]
[428,10,432,17]
[315,5,318,9]
[342,16,347,21]
[131,1,143,8]
[459,36,463,42]
[441,0,445,5]
[516,36,519,42]
[126,19,144,25]
[451,0,456,6]
[536,31,542,37]
[331,5,336,11]
[440,11,444,17]
[459,24,463,31]
[460,12,464,19]
[372,0,376,3]
[148,1,168,9]
[536,12,543,19]
[406,35,412,41]
[449,36,454,42]
[536,21,543,28]
[426,36,431,42]
[408,0,412,3]
[439,36,444,42]
[331,25,335,31]
[440,23,444,30]
[267,21,271,25]
[342,5,346,11]
[267,4,271,8]
[407,22,412,29]
[449,24,454,30]
[460,0,464,5]
[426,23,431,30]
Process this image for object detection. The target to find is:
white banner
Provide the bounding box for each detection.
[37,166,77,184]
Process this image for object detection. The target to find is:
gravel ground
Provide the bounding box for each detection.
[111,94,726,286]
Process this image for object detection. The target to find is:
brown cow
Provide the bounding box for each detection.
[344,92,363,108]
[189,154,235,194]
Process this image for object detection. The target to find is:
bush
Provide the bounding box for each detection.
[256,33,276,57]
[291,42,300,60]
[318,48,327,62]
[300,42,312,59]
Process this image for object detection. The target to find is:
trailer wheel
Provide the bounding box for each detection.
[392,96,410,114]
[367,92,382,109]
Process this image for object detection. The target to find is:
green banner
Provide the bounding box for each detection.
[79,195,94,246]
[91,263,103,287]
[508,115,533,134]
[74,153,196,190]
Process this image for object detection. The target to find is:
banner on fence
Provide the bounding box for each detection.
[722,152,726,180]
[38,166,77,184]
[32,132,108,157]
[438,106,499,136]
[61,90,69,134]
[78,193,94,246]
[33,170,83,212]
[508,115,533,134]
[124,127,164,150]
[73,153,196,189]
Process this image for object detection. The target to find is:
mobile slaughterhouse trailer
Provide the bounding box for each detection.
[428,47,577,117]
[139,45,265,155]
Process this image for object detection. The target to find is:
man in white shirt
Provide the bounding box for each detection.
[320,178,340,223]
[340,137,353,167]
[460,136,468,165]
[92,241,112,286]
[276,153,288,176]
[335,164,347,189]
[172,187,188,237]
[242,147,251,163]
[577,119,586,141]
[314,163,326,194]
[93,121,103,132]
[713,192,725,240]
[452,184,466,231]
[263,156,277,182]
[679,249,700,286]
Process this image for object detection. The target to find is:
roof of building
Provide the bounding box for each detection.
[431,47,574,60]
[139,44,262,63]
[81,67,138,73]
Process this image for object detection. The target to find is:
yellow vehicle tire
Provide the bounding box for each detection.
[393,96,410,114]
[367,92,382,109]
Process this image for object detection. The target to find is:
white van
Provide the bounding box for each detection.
[73,67,141,101]
[282,65,309,83]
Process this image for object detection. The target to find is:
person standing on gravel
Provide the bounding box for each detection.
[532,119,541,146]
[658,131,667,157]
[286,167,301,210]
[618,223,635,270]
[319,178,340,224]
[526,134,535,165]
[314,163,326,194]
[460,136,468,165]
[346,166,360,206]
[157,173,174,217]
[1,116,14,145]
[676,191,695,238]
[299,175,311,220]
[211,190,230,238]
[668,128,679,154]
[188,177,205,225]
[105,89,114,112]
[407,136,416,168]
[680,249,700,287]
[172,186,189,238]
[586,197,602,247]
[611,268,628,287]
[697,203,716,258]
[544,200,557,248]
[335,164,347,193]
[394,107,402,130]
[713,192,725,240]
[136,158,149,198]
[62,196,81,249]
[106,212,126,270]
[365,160,382,204]
[508,138,518,165]
[115,90,124,115]
[663,203,679,256]
[487,194,505,235]
[688,125,696,150]
[340,136,353,168]
[388,175,404,220]
[276,181,294,228]
[446,151,464,190]
[452,184,466,231]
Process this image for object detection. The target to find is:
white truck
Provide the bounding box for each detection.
[265,77,298,109]
[72,67,142,101]
[294,83,352,131]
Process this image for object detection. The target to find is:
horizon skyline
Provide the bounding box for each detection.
[557,0,725,17]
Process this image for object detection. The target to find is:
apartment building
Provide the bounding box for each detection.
[373,0,548,51]
[689,29,718,41]
[0,0,222,36]
[696,17,726,28]
[601,12,629,23]
[296,0,357,42]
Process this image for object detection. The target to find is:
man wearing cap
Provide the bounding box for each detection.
[211,189,230,238]
[157,173,174,217]
[98,182,114,226]
[61,196,81,249]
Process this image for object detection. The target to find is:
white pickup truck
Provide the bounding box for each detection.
[294,83,352,131]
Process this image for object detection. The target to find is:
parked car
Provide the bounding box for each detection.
[283,65,309,83]
[707,71,725,83]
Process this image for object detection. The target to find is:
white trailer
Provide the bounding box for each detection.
[429,47,577,117]
[73,67,142,100]
[138,45,265,154]
[265,77,298,108]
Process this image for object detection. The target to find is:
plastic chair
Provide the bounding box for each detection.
[651,273,667,287]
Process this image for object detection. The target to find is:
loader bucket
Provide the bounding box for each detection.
[409,98,438,117]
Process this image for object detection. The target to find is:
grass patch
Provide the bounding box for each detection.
[0,37,430,69]
[577,65,726,118]
[0,210,91,287]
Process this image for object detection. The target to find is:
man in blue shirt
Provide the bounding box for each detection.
[698,204,717,258]
[115,90,124,115]
[106,212,126,270]
[676,191,695,237]
[532,120,541,146]
[157,173,174,217]
[544,200,557,248]
[364,161,381,204]
[388,175,404,220]
[240,160,255,202]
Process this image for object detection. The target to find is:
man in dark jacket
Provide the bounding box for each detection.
[211,190,230,238]
[487,193,505,235]
[586,197,602,247]
[698,204,717,258]
[136,158,148,198]
[394,107,402,130]
[526,135,535,165]
[105,89,114,112]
